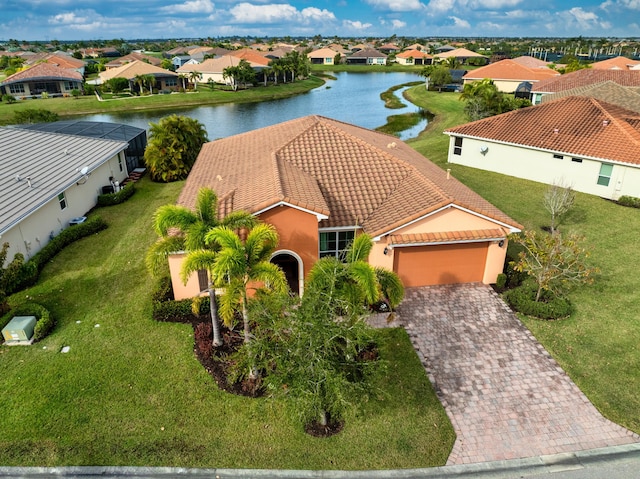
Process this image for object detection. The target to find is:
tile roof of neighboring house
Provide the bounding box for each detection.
[434,48,487,59]
[0,63,83,85]
[105,52,161,68]
[227,48,270,66]
[307,47,339,59]
[463,59,559,82]
[396,49,432,59]
[327,43,350,54]
[445,96,640,166]
[25,53,86,70]
[590,56,640,70]
[532,69,640,93]
[0,127,127,235]
[177,55,265,73]
[99,60,177,82]
[541,81,640,113]
[510,55,553,69]
[405,43,426,51]
[179,116,520,238]
[378,43,400,51]
[348,48,387,59]
[188,47,215,56]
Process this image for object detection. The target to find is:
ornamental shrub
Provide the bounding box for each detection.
[97,183,136,206]
[503,280,574,320]
[617,196,640,209]
[152,296,210,323]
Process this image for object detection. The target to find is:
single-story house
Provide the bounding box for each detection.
[541,80,640,113]
[378,43,400,54]
[24,53,86,76]
[395,49,433,66]
[462,58,559,93]
[0,127,129,261]
[445,96,640,201]
[98,60,180,91]
[433,48,488,65]
[590,56,640,70]
[307,48,339,65]
[227,49,271,67]
[0,63,83,98]
[531,69,640,104]
[169,116,521,300]
[105,52,162,69]
[346,48,388,65]
[177,55,266,86]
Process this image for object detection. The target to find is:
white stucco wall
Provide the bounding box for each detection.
[447,135,640,200]
[1,152,128,261]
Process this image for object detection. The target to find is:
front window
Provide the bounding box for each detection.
[454,136,463,155]
[597,163,613,186]
[165,78,177,87]
[9,84,25,94]
[319,230,355,260]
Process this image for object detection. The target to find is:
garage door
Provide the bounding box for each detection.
[393,242,489,287]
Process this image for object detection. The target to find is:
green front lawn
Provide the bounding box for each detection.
[406,86,640,435]
[0,178,454,468]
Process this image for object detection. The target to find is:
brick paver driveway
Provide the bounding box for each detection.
[384,284,639,465]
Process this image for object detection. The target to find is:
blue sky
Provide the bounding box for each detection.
[1,0,639,41]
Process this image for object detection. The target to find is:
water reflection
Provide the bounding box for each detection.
[82,72,427,140]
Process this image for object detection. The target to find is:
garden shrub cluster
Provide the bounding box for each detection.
[0,302,54,342]
[617,195,640,209]
[97,183,136,207]
[6,216,107,294]
[150,276,210,322]
[503,280,574,320]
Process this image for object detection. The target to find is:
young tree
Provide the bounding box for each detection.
[143,114,208,182]
[511,230,598,302]
[105,77,129,94]
[420,65,452,91]
[146,188,257,347]
[543,181,576,234]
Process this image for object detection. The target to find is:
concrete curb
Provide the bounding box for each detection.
[0,443,639,478]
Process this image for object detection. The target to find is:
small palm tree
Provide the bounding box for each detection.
[144,74,157,94]
[147,188,257,346]
[188,70,202,91]
[133,74,145,94]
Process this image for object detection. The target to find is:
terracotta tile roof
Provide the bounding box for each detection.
[308,48,339,59]
[227,49,270,66]
[24,53,85,70]
[590,56,640,70]
[390,228,506,246]
[446,96,640,166]
[434,48,487,59]
[349,48,387,59]
[396,50,432,59]
[0,63,82,85]
[179,116,520,238]
[532,69,640,93]
[510,56,553,69]
[98,60,177,81]
[177,55,264,73]
[463,59,559,82]
[542,81,640,113]
[105,52,161,68]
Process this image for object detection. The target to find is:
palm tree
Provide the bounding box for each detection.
[188,70,201,91]
[147,188,257,346]
[144,74,157,94]
[133,74,146,94]
[306,233,404,314]
[203,224,288,345]
[177,73,188,90]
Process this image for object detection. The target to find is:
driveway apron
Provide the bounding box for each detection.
[386,284,639,465]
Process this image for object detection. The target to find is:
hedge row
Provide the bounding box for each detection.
[0,302,54,342]
[503,281,574,320]
[6,216,107,294]
[151,276,210,322]
[97,183,136,207]
[617,195,640,209]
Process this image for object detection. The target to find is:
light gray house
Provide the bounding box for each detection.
[445,96,640,201]
[0,128,129,261]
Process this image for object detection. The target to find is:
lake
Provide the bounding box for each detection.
[82,72,427,141]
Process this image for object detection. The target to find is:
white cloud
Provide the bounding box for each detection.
[560,7,603,30]
[229,3,334,24]
[391,19,407,28]
[343,19,373,30]
[471,0,522,7]
[48,10,96,25]
[427,0,456,13]
[617,0,640,9]
[365,0,425,11]
[449,15,470,28]
[160,0,215,14]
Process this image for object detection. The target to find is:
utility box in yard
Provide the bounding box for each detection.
[2,316,37,345]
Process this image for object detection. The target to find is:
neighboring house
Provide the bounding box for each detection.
[105,52,162,69]
[0,63,83,98]
[541,80,640,113]
[590,56,640,70]
[177,55,265,86]
[0,127,129,261]
[24,53,86,76]
[169,115,521,300]
[531,69,640,104]
[98,60,180,91]
[405,43,426,52]
[378,43,400,54]
[445,96,640,201]
[395,49,433,66]
[307,47,339,65]
[172,55,192,69]
[462,59,559,93]
[346,48,388,65]
[433,48,488,65]
[227,48,271,67]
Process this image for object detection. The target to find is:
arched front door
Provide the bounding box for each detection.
[271,252,302,296]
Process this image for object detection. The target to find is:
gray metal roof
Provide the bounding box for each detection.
[17,120,146,142]
[0,127,128,235]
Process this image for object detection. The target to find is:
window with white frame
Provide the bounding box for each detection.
[9,84,25,94]
[319,230,355,260]
[453,136,463,155]
[58,192,67,210]
[597,163,613,186]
